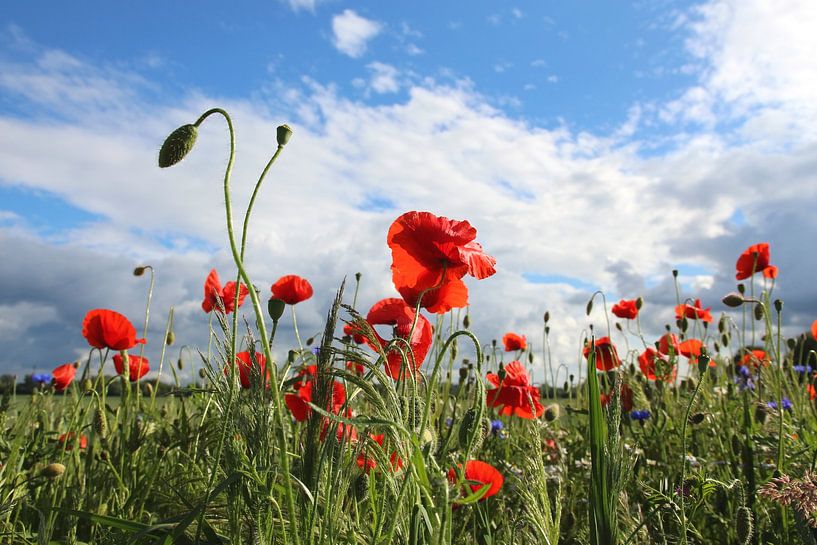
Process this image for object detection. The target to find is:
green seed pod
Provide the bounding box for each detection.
[82,379,94,393]
[268,297,286,322]
[276,124,293,147]
[563,381,569,393]
[198,368,206,379]
[158,124,198,168]
[306,336,314,347]
[458,367,468,381]
[635,297,643,310]
[721,334,730,347]
[133,266,146,276]
[354,473,369,501]
[544,311,550,323]
[737,283,745,294]
[458,408,479,450]
[528,351,534,364]
[94,408,107,437]
[736,506,753,545]
[672,269,678,278]
[42,463,65,479]
[586,299,593,316]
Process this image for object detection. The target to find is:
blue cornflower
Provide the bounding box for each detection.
[31,373,51,384]
[735,366,755,391]
[445,417,453,428]
[491,419,504,434]
[311,347,320,356]
[793,365,812,374]
[767,397,793,411]
[631,410,650,421]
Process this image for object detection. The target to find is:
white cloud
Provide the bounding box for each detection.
[282,0,321,12]
[331,10,382,58]
[366,62,400,94]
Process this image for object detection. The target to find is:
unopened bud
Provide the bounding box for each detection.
[722,292,744,307]
[463,315,471,329]
[133,266,147,276]
[165,331,175,345]
[306,336,314,347]
[268,297,286,322]
[42,463,65,479]
[158,124,198,168]
[737,283,745,294]
[672,269,678,278]
[544,404,560,422]
[773,299,783,313]
[753,304,764,321]
[635,297,644,310]
[198,368,206,379]
[82,379,93,393]
[528,352,534,364]
[586,299,593,316]
[544,311,550,323]
[688,412,706,425]
[276,124,293,147]
[177,359,184,370]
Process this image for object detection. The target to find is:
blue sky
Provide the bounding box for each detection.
[1,1,817,379]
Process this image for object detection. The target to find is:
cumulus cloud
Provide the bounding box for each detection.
[366,62,400,94]
[331,10,382,58]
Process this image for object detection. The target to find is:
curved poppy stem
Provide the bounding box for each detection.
[192,108,300,545]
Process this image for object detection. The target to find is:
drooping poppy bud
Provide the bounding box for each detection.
[158,124,198,168]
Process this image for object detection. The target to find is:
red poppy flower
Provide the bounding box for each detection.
[356,434,403,473]
[52,363,77,392]
[113,354,150,381]
[388,211,496,314]
[448,460,504,501]
[201,269,249,314]
[365,298,433,379]
[739,349,770,369]
[763,265,778,279]
[736,243,771,280]
[486,360,544,418]
[657,333,680,356]
[638,348,676,381]
[343,322,366,344]
[809,383,816,401]
[284,366,347,421]
[583,337,622,371]
[611,299,639,320]
[270,275,313,305]
[224,351,267,389]
[675,299,713,323]
[811,319,817,341]
[82,309,146,351]
[502,332,527,352]
[600,383,633,412]
[58,432,88,451]
[319,408,359,443]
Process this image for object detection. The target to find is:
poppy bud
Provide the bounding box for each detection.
[615,322,623,332]
[545,326,550,335]
[544,404,560,422]
[569,374,575,383]
[773,299,783,313]
[635,297,643,310]
[94,408,107,437]
[664,324,671,332]
[458,367,468,381]
[133,266,146,276]
[306,336,314,347]
[697,354,711,375]
[677,318,688,332]
[158,124,198,168]
[73,360,81,369]
[354,271,362,282]
[563,381,569,393]
[786,338,796,350]
[586,299,593,316]
[144,383,153,396]
[544,311,550,323]
[714,341,720,353]
[288,350,296,364]
[268,297,286,322]
[463,315,470,329]
[198,368,206,379]
[165,331,175,346]
[177,359,184,371]
[736,506,753,545]
[458,408,480,450]
[672,269,678,278]
[276,124,293,147]
[721,334,729,347]
[753,304,764,321]
[492,339,497,348]
[528,352,534,364]
[42,463,65,479]
[737,283,745,294]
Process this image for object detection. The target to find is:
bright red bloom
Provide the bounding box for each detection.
[113,354,150,381]
[502,332,527,352]
[675,299,713,323]
[388,211,496,314]
[82,309,146,351]
[52,363,76,392]
[809,383,816,401]
[448,460,504,501]
[343,322,366,344]
[224,351,267,389]
[270,275,313,305]
[284,366,347,422]
[356,434,403,473]
[600,383,633,412]
[638,348,676,381]
[365,298,433,379]
[763,265,778,279]
[201,269,249,314]
[736,243,771,280]
[611,299,639,320]
[583,337,622,371]
[658,333,680,356]
[58,432,87,451]
[486,360,544,418]
[811,319,817,341]
[739,349,770,369]
[678,338,714,367]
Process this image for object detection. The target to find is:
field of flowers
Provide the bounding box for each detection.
[1,109,816,545]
